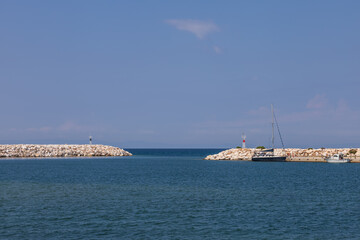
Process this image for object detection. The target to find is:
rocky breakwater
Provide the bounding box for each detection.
[205,148,254,161]
[0,144,132,158]
[205,148,360,162]
[285,148,360,162]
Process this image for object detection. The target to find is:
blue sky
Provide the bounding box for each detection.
[1,1,359,148]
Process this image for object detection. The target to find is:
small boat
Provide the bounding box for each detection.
[326,153,350,163]
[252,104,287,162]
[252,148,286,162]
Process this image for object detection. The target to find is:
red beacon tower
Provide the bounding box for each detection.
[241,133,246,148]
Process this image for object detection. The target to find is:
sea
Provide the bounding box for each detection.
[1,149,360,239]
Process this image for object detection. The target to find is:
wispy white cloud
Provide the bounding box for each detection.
[279,109,324,123]
[213,45,222,54]
[189,97,360,147]
[335,99,350,114]
[281,95,358,123]
[165,19,219,39]
[306,94,328,109]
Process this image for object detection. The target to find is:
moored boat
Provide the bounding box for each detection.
[252,148,286,162]
[326,153,350,163]
[252,104,287,162]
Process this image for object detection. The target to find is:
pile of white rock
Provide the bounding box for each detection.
[285,148,360,158]
[0,144,132,158]
[205,148,360,161]
[205,148,254,161]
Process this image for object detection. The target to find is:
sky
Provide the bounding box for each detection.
[1,0,359,148]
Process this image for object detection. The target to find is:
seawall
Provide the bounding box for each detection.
[205,148,360,162]
[0,144,132,158]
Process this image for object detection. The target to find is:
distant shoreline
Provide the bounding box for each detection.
[0,144,132,158]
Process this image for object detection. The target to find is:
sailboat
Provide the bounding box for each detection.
[252,104,287,162]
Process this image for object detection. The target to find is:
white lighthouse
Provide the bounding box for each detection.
[241,133,246,148]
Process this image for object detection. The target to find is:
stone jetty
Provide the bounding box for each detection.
[0,144,132,158]
[205,148,360,162]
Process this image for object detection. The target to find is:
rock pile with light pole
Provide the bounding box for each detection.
[0,144,132,158]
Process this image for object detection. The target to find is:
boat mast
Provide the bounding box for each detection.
[271,104,274,149]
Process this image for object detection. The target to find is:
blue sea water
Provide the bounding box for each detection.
[1,149,360,239]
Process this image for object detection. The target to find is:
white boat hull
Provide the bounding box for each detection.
[326,159,350,163]
[326,153,350,163]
